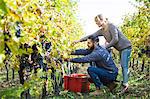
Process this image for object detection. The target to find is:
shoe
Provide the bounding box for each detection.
[120,85,129,94]
[106,82,118,92]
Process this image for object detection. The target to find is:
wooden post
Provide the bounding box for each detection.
[129,60,132,67]
[141,58,145,72]
[4,60,9,81]
[132,58,135,70]
[12,68,15,80]
[146,61,150,77]
[136,59,139,71]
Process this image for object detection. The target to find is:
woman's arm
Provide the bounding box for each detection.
[105,24,119,48]
[79,29,103,42]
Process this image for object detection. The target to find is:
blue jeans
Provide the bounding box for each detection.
[87,66,118,88]
[120,48,132,85]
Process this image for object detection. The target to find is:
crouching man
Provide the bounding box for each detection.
[64,36,118,95]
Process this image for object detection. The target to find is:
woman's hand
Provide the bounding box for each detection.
[72,40,80,45]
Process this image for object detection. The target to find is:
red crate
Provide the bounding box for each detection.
[64,74,90,93]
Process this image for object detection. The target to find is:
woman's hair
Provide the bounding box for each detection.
[95,14,108,21]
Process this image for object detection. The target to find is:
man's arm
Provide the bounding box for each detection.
[69,51,101,63]
[71,49,93,55]
[79,29,103,42]
[105,24,119,49]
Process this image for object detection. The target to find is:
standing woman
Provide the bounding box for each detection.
[74,14,132,93]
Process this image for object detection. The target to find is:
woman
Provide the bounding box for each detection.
[74,14,132,93]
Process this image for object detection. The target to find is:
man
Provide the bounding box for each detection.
[74,14,132,93]
[65,36,118,95]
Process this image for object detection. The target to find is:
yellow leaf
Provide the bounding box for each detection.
[27,48,33,54]
[62,52,68,59]
[23,82,29,89]
[48,69,52,74]
[0,54,5,63]
[8,8,20,20]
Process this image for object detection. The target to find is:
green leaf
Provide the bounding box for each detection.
[0,0,7,14]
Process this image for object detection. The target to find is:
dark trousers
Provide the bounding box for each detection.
[87,66,118,88]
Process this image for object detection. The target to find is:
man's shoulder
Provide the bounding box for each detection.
[94,46,106,53]
[96,45,105,50]
[96,46,110,54]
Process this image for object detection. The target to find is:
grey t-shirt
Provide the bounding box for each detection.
[80,23,131,51]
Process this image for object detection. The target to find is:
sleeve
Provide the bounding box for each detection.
[70,51,101,63]
[79,29,103,42]
[106,24,119,48]
[71,49,92,55]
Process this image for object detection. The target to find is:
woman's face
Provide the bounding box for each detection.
[95,16,106,28]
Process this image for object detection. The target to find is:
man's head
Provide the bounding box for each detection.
[95,14,108,28]
[87,36,99,50]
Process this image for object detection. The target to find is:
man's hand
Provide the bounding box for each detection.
[29,60,33,64]
[63,58,70,62]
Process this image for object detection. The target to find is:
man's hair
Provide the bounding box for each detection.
[88,36,99,42]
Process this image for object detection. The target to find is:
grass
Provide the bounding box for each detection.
[0,70,21,99]
[0,86,21,99]
[0,68,150,99]
[47,68,150,99]
[0,69,19,83]
[44,72,150,99]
